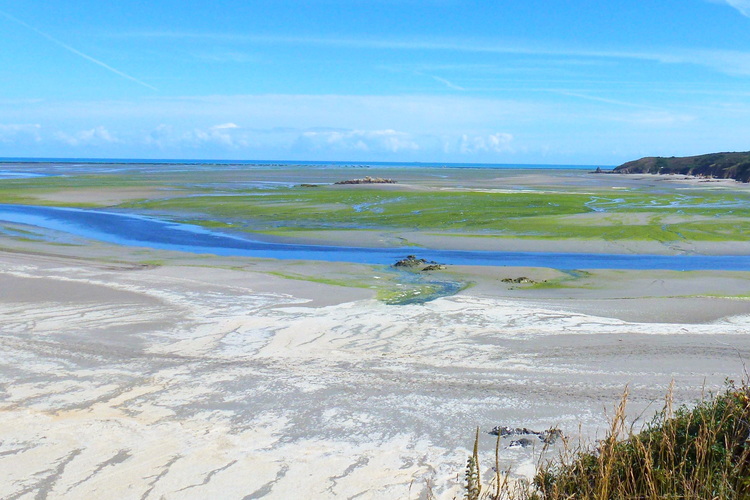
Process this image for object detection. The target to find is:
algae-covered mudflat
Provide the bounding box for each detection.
[3,161,750,252]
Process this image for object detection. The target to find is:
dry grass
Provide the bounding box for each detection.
[460,379,750,500]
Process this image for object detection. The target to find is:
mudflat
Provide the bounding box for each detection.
[2,163,750,498]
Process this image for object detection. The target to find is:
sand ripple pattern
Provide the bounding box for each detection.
[1,260,749,499]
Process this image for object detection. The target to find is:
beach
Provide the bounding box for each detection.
[2,243,750,498]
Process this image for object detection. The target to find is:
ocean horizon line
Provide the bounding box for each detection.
[0,156,611,170]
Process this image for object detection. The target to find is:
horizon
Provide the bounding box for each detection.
[2,1,750,164]
[0,155,608,168]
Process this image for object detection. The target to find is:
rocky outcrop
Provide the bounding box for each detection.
[393,255,446,272]
[614,152,750,182]
[393,255,428,268]
[501,277,536,284]
[490,426,564,446]
[334,176,397,185]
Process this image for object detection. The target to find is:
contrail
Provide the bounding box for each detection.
[0,9,157,91]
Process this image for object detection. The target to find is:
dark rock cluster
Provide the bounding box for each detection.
[501,277,536,284]
[334,176,397,185]
[490,426,564,448]
[393,255,446,272]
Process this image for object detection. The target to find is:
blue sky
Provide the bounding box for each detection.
[2,0,750,164]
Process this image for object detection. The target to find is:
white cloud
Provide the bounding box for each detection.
[183,124,246,148]
[211,122,240,130]
[144,124,174,148]
[297,129,420,153]
[54,126,119,146]
[458,133,514,154]
[0,123,41,143]
[612,111,696,127]
[431,75,465,91]
[719,0,750,17]
[145,123,247,149]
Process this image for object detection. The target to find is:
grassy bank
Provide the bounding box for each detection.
[461,381,750,499]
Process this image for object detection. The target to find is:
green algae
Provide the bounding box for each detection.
[4,169,750,245]
[267,271,376,290]
[112,186,750,244]
[525,270,596,290]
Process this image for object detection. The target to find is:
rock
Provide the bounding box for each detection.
[299,183,319,187]
[490,426,535,436]
[334,176,397,185]
[490,425,565,446]
[393,255,446,271]
[394,255,428,268]
[490,426,513,436]
[501,277,535,284]
[509,438,535,448]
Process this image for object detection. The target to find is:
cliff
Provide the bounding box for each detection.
[614,151,750,182]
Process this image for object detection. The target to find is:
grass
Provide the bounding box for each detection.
[458,380,750,499]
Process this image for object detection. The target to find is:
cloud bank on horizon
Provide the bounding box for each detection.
[1,0,750,164]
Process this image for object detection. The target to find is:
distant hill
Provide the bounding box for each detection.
[614,152,750,182]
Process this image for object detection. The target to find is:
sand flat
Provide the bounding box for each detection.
[2,249,750,499]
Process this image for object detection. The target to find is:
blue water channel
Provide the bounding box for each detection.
[0,203,748,271]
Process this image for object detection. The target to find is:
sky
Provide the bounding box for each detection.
[2,0,750,165]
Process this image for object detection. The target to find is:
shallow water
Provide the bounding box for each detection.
[2,203,750,271]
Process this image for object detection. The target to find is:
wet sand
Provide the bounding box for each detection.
[2,247,750,499]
